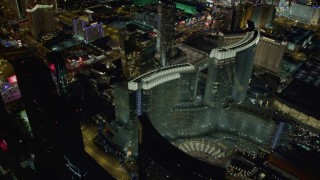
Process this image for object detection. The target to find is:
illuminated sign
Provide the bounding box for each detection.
[2,82,10,92]
[7,75,17,84]
[175,3,197,14]
[134,0,158,6]
[49,64,56,72]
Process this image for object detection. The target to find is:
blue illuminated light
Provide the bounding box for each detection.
[272,122,284,149]
[136,91,142,116]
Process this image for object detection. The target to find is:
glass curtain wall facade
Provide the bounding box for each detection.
[158,0,176,66]
[204,57,235,108]
[113,30,284,167]
[124,59,276,148]
[207,30,260,104]
[114,84,138,156]
[232,44,257,102]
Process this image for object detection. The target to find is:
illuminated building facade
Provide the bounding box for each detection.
[251,4,275,28]
[231,31,259,102]
[113,84,139,157]
[238,3,255,29]
[218,32,246,48]
[254,35,286,74]
[126,62,277,179]
[135,10,158,28]
[113,64,195,157]
[204,55,234,107]
[39,0,58,12]
[112,30,290,179]
[72,17,87,37]
[23,0,58,12]
[83,23,104,43]
[3,0,58,21]
[0,59,21,105]
[0,75,21,104]
[139,114,226,179]
[206,30,260,105]
[289,3,320,24]
[120,25,139,79]
[138,33,157,74]
[233,3,275,29]
[210,6,234,31]
[72,18,104,43]
[119,23,157,79]
[128,64,196,137]
[26,4,55,39]
[1,0,22,20]
[158,0,176,66]
[115,29,260,141]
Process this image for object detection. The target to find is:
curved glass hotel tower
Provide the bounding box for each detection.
[112,30,277,167]
[206,30,260,107]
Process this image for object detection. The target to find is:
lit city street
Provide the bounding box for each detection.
[274,100,320,129]
[81,124,130,180]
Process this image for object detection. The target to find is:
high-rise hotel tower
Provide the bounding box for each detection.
[205,30,260,107]
[158,0,175,67]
